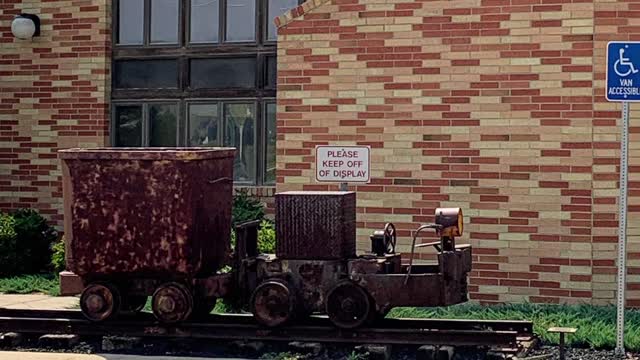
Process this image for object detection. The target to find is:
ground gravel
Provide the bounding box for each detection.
[526,346,639,360]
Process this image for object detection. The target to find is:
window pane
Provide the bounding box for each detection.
[266,56,277,88]
[149,104,178,147]
[268,0,297,41]
[224,103,256,183]
[118,0,144,45]
[190,0,219,43]
[115,60,178,89]
[226,0,255,42]
[190,58,256,89]
[114,105,142,147]
[189,104,220,146]
[265,103,277,184]
[150,0,179,44]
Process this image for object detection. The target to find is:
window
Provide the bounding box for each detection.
[190,0,220,43]
[114,105,143,146]
[113,103,179,147]
[224,103,256,182]
[118,0,144,45]
[150,0,179,44]
[226,0,256,42]
[116,0,179,46]
[267,0,297,41]
[265,102,277,184]
[190,58,257,89]
[111,0,299,185]
[149,104,178,147]
[114,60,179,89]
[189,104,220,146]
[266,56,277,89]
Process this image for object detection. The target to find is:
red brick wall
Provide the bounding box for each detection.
[275,0,640,306]
[0,1,111,225]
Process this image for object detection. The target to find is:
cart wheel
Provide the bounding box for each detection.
[325,281,372,329]
[123,295,147,313]
[192,296,217,317]
[152,282,193,324]
[80,282,121,322]
[250,280,295,327]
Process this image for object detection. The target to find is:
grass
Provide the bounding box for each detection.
[0,273,60,296]
[389,303,640,351]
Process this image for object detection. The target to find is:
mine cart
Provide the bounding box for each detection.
[235,192,472,329]
[59,148,235,323]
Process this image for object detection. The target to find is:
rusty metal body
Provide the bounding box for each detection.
[242,248,471,321]
[236,201,472,327]
[60,148,235,279]
[275,191,356,260]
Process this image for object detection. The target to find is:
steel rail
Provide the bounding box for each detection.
[0,309,532,350]
[0,309,533,335]
[0,316,519,348]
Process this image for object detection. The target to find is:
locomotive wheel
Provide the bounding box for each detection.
[80,282,121,322]
[325,281,372,329]
[122,295,147,313]
[151,282,193,324]
[250,280,295,327]
[192,296,217,317]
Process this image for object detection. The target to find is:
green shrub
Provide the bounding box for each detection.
[258,219,276,254]
[232,188,265,226]
[0,209,58,276]
[51,237,66,273]
[12,209,58,274]
[0,214,18,277]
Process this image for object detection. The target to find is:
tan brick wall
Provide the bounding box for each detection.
[0,0,111,225]
[276,0,640,306]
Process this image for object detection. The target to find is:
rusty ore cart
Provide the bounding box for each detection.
[59,148,472,329]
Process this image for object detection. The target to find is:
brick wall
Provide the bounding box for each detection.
[275,0,640,306]
[0,1,111,225]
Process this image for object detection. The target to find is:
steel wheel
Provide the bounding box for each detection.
[250,280,295,327]
[80,282,121,322]
[152,282,193,324]
[325,281,372,329]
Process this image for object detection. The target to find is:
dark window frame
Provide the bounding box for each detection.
[111,0,296,185]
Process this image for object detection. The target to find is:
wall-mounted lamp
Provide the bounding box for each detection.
[11,13,41,40]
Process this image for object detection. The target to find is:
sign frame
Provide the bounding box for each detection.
[606,41,640,102]
[315,145,371,184]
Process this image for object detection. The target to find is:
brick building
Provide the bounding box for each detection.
[0,0,639,306]
[274,0,640,305]
[1,0,298,222]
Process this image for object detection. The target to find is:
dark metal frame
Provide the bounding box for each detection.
[110,0,295,185]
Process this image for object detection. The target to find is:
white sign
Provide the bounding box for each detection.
[316,145,370,183]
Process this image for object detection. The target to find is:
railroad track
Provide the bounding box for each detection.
[0,309,534,355]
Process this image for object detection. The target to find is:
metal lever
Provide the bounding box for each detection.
[404,224,443,284]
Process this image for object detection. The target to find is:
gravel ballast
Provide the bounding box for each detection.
[526,346,639,360]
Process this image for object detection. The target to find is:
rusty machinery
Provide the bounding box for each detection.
[58,149,472,329]
[235,193,471,329]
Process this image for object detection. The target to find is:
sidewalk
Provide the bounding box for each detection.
[0,352,249,360]
[0,294,78,310]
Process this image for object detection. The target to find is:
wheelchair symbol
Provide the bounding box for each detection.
[615,46,639,77]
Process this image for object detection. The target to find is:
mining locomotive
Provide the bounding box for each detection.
[59,148,472,329]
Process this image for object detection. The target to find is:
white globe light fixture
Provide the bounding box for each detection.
[11,14,40,40]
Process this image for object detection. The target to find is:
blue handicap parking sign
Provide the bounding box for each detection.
[607,41,640,102]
